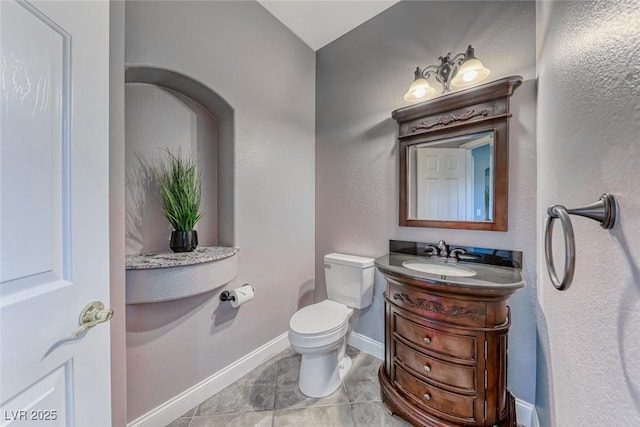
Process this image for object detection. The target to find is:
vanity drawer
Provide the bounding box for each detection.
[394,339,477,392]
[394,313,478,362]
[388,281,485,327]
[393,363,478,423]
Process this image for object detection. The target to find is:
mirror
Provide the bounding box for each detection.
[407,130,494,221]
[393,76,522,231]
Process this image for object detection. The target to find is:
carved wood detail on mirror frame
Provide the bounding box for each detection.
[392,76,522,231]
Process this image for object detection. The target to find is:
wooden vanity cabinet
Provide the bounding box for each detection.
[378,271,518,427]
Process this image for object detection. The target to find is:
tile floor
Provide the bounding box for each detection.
[166,346,410,427]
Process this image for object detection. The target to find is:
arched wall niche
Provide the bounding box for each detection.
[124,65,235,252]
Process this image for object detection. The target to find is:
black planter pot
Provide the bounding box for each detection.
[170,230,198,252]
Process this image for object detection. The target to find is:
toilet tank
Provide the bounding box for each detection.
[324,253,375,309]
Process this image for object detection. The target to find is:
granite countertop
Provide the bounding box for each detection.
[375,253,525,290]
[126,246,239,270]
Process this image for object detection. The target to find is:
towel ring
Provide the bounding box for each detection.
[544,193,616,291]
[545,206,575,290]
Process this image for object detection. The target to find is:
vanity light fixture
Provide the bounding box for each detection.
[403,45,491,102]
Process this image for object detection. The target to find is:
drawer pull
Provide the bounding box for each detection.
[423,365,431,373]
[423,337,431,344]
[423,393,431,401]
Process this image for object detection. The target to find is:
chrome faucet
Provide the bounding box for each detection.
[448,248,467,262]
[425,245,440,258]
[428,240,467,262]
[437,240,449,258]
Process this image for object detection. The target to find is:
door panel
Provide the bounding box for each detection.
[0,0,69,285]
[1,364,70,425]
[416,148,468,220]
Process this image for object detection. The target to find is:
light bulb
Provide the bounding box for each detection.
[403,77,435,102]
[462,70,478,83]
[451,58,490,88]
[413,87,427,98]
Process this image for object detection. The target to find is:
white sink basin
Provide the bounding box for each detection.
[402,261,477,277]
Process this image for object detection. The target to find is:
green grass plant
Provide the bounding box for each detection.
[154,149,202,231]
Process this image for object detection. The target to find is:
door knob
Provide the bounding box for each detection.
[70,301,113,338]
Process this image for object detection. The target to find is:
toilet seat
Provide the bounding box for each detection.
[290,300,349,335]
[289,300,350,348]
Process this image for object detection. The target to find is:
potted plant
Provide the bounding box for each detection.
[154,149,202,252]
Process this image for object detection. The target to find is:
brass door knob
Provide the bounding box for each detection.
[70,301,113,338]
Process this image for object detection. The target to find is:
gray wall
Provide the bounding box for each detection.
[109,1,127,425]
[316,1,537,404]
[124,1,315,420]
[536,1,640,425]
[125,83,219,253]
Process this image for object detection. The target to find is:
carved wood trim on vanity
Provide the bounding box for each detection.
[392,293,481,321]
[378,266,519,427]
[410,109,490,132]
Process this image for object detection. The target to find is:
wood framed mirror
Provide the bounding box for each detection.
[392,75,522,231]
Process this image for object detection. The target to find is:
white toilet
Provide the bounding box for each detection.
[288,253,375,398]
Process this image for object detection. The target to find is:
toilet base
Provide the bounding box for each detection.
[296,339,352,398]
[299,352,352,398]
[338,354,352,381]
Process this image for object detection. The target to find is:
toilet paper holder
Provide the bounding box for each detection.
[219,290,235,302]
[220,284,253,302]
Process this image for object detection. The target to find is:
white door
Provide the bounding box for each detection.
[416,147,468,220]
[0,1,111,426]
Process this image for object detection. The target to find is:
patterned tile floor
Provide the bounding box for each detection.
[166,346,410,427]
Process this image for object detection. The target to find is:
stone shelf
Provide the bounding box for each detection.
[125,246,239,304]
[126,246,239,270]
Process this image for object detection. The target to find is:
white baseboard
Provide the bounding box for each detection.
[515,397,539,427]
[347,331,384,360]
[531,410,541,427]
[127,332,290,427]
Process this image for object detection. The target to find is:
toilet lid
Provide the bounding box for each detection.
[290,300,349,335]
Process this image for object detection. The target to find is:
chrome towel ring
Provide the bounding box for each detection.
[544,193,617,291]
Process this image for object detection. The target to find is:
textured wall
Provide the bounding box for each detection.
[109,1,127,425]
[124,1,315,421]
[125,83,219,254]
[316,0,537,403]
[536,1,640,425]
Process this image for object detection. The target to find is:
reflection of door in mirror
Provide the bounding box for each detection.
[484,167,491,220]
[414,148,468,220]
[409,131,494,221]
